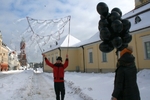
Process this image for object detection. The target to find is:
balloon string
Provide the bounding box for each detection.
[116,49,119,59]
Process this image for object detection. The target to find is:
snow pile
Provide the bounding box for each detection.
[136,69,150,100]
[0,70,33,100]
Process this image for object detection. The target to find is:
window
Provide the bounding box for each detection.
[102,52,107,62]
[55,53,58,61]
[141,35,150,59]
[56,56,58,60]
[48,57,50,61]
[88,49,93,63]
[52,57,54,63]
[145,41,150,59]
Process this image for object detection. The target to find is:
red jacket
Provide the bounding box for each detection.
[44,58,69,82]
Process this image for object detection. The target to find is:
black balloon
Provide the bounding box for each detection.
[97,2,109,17]
[99,42,114,53]
[122,34,132,44]
[100,34,104,41]
[100,27,111,41]
[121,19,131,32]
[112,37,122,48]
[117,43,128,51]
[98,19,109,30]
[96,2,132,53]
[111,7,122,17]
[100,15,106,20]
[108,11,121,22]
[120,30,129,38]
[111,19,123,34]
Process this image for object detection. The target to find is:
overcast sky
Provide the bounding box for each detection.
[0,0,135,63]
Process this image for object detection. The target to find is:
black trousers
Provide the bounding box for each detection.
[54,82,65,100]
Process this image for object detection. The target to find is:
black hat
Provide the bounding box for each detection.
[56,56,62,62]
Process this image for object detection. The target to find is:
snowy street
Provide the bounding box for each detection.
[0,69,82,100]
[0,69,150,100]
[0,74,13,79]
[28,73,55,100]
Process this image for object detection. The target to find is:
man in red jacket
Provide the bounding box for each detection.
[42,54,68,100]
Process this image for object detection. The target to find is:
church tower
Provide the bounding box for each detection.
[19,37,27,66]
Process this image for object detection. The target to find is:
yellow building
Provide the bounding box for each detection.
[43,0,150,73]
[0,32,9,64]
[123,0,150,70]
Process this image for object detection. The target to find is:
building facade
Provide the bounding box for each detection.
[0,32,9,64]
[43,0,150,73]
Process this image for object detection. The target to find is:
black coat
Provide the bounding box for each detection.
[112,53,141,100]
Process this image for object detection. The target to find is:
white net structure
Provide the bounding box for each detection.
[10,16,71,62]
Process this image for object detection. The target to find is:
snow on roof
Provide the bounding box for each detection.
[45,34,81,52]
[73,32,100,47]
[122,2,150,33]
[60,34,81,47]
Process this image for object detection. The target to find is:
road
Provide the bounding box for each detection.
[29,73,56,100]
[0,70,82,100]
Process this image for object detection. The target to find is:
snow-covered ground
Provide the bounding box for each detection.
[0,68,150,100]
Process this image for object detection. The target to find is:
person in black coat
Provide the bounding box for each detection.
[111,46,141,100]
